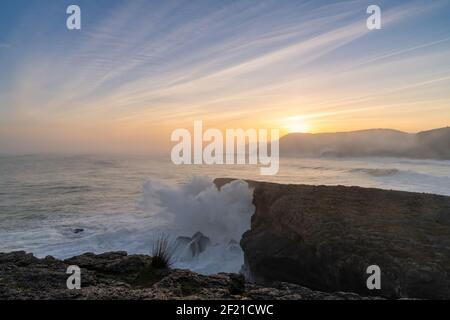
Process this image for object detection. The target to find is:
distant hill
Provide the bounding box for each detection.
[280,127,450,160]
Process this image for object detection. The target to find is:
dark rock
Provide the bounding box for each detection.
[215,179,450,299]
[0,251,39,266]
[64,251,151,275]
[191,232,211,255]
[228,274,245,295]
[227,240,241,254]
[0,251,377,300]
[175,232,211,259]
[175,236,191,247]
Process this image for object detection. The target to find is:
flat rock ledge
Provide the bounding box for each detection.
[0,251,379,300]
[215,179,450,299]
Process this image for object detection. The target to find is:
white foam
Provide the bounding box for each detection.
[139,176,255,273]
[0,176,255,275]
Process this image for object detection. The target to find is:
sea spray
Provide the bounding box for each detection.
[0,175,254,275]
[139,176,255,274]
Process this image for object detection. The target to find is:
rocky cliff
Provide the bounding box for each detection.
[214,179,450,299]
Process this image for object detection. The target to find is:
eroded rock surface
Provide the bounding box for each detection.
[214,179,450,299]
[0,251,376,300]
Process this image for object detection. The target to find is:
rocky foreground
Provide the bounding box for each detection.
[0,251,376,300]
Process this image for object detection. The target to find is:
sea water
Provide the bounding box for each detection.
[0,154,449,274]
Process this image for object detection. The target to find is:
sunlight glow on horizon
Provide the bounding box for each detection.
[0,0,450,154]
[282,116,311,133]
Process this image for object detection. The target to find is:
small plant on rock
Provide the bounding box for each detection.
[151,234,174,269]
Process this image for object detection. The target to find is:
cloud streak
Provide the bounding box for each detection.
[1,0,450,153]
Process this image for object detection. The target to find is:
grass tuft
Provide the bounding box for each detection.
[151,234,174,269]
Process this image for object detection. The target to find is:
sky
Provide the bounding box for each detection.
[0,0,449,154]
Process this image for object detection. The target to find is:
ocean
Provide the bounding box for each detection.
[0,154,449,274]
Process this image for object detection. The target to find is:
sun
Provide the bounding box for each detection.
[284,117,310,133]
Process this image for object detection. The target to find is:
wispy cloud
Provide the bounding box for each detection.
[1,0,449,153]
